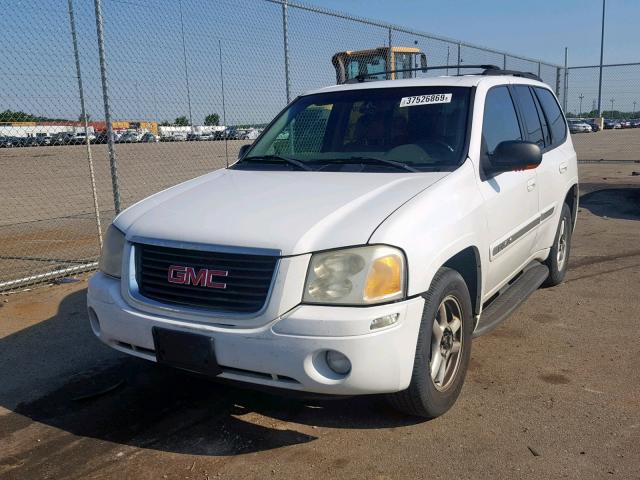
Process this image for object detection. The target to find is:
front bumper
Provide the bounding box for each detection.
[87,272,425,395]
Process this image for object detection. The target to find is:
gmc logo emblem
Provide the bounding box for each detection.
[167,265,228,289]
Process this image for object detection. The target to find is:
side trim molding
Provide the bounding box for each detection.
[491,206,555,258]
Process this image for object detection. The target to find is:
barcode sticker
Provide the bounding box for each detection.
[400,93,452,107]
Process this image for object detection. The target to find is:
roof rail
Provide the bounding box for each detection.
[481,68,542,81]
[347,64,542,84]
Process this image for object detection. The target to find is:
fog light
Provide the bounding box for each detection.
[370,313,399,330]
[325,350,351,375]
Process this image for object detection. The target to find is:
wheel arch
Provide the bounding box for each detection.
[564,183,579,229]
[437,246,482,317]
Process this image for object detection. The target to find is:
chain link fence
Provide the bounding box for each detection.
[1,0,565,291]
[562,63,640,162]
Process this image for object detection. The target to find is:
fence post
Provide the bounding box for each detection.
[282,0,291,103]
[178,0,193,126]
[537,62,541,78]
[388,27,392,49]
[93,0,121,214]
[563,47,569,112]
[67,0,103,247]
[218,40,229,168]
[503,53,507,70]
[456,43,461,75]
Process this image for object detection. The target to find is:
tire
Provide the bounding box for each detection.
[387,267,473,419]
[543,202,572,287]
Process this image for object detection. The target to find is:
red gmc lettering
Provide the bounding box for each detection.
[167,265,228,289]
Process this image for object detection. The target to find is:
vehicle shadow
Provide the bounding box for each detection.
[579,186,640,221]
[0,288,423,460]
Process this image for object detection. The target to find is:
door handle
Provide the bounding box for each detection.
[527,179,536,192]
[559,162,568,173]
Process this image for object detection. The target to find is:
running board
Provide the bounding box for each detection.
[473,262,549,338]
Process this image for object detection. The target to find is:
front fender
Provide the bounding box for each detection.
[369,160,487,301]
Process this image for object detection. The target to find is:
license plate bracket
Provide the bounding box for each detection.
[152,327,222,376]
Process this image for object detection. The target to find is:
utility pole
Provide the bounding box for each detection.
[610,98,615,115]
[597,0,606,116]
[633,101,637,118]
[578,94,584,116]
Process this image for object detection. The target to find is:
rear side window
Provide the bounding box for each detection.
[482,86,522,154]
[534,87,566,145]
[513,85,544,147]
[531,89,551,147]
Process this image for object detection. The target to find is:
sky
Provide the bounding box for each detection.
[312,0,640,67]
[1,0,638,127]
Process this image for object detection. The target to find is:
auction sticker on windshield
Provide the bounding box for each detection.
[399,93,452,107]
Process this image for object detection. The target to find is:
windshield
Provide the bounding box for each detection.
[238,86,471,172]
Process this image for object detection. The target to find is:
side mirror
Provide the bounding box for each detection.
[489,140,542,173]
[238,143,251,159]
[419,53,428,72]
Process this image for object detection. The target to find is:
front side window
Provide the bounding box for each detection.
[239,87,471,172]
[482,86,522,154]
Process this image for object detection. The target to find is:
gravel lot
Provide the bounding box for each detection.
[0,164,638,479]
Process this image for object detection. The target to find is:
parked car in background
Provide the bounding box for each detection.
[119,132,139,143]
[225,128,240,140]
[603,119,617,129]
[620,119,632,129]
[0,136,16,147]
[585,119,600,132]
[198,132,216,141]
[173,132,188,141]
[140,133,157,143]
[25,135,52,147]
[568,119,592,134]
[93,132,108,144]
[72,132,96,144]
[632,119,640,128]
[51,132,74,145]
[186,133,200,141]
[240,129,260,140]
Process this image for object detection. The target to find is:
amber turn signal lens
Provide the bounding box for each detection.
[364,254,402,300]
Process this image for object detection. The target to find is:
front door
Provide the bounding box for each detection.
[478,85,539,297]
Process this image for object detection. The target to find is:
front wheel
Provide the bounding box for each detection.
[543,203,572,287]
[387,267,473,418]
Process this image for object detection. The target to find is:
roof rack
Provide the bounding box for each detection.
[481,68,542,81]
[347,65,542,84]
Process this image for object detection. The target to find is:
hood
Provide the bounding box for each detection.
[115,169,448,255]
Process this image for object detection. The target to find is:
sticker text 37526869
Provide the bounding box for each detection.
[400,93,452,108]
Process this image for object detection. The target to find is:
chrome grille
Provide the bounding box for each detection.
[136,243,277,314]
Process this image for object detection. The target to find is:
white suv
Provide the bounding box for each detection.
[88,70,578,418]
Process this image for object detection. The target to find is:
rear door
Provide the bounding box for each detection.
[531,86,570,251]
[478,85,539,296]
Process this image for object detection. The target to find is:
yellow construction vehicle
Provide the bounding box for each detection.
[332,46,427,84]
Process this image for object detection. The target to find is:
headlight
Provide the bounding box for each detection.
[99,224,125,278]
[303,245,406,305]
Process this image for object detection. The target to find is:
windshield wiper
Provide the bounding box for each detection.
[238,154,313,171]
[322,156,419,172]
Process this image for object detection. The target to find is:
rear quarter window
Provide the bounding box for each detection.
[534,87,567,146]
[513,85,544,148]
